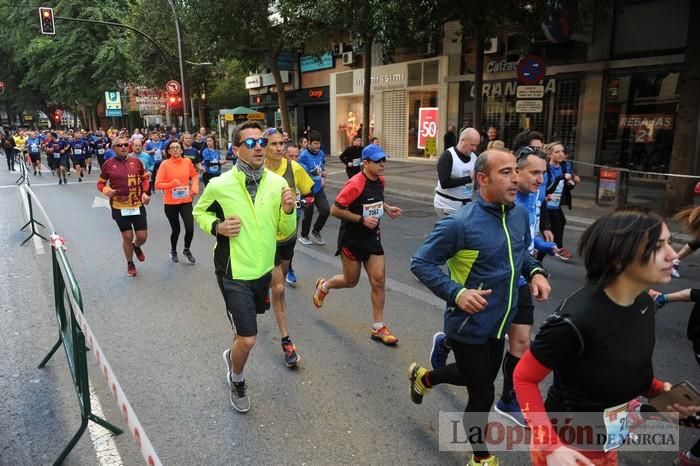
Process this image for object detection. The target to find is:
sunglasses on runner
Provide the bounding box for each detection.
[263,127,284,137]
[114,143,129,148]
[239,137,268,149]
[369,157,386,164]
[515,146,544,162]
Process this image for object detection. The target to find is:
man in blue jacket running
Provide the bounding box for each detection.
[408,148,551,466]
[297,130,330,245]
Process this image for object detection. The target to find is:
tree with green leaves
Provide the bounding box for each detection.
[312,0,439,144]
[0,0,135,128]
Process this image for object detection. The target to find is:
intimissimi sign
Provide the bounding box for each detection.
[470,79,557,98]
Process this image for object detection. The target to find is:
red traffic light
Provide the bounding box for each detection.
[39,7,55,35]
[169,96,176,103]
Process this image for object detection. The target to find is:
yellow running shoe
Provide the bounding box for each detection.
[468,455,500,465]
[370,325,398,345]
[408,362,431,404]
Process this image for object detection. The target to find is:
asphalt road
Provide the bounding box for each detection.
[1,164,699,466]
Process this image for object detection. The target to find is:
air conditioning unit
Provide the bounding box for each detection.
[484,37,498,54]
[342,51,355,65]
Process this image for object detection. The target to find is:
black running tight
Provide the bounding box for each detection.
[427,337,505,458]
[164,202,194,251]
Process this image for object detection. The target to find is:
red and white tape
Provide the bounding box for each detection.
[53,244,162,466]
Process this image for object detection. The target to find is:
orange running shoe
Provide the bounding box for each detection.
[313,278,328,308]
[371,325,398,345]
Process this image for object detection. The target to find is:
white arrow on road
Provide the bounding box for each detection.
[91,196,110,211]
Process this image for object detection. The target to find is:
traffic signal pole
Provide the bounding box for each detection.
[166,0,189,131]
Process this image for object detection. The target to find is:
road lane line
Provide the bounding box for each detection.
[88,382,124,466]
[296,245,443,308]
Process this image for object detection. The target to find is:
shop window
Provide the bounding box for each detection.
[552,79,581,158]
[408,63,422,87]
[423,61,439,85]
[600,70,679,175]
[336,72,353,94]
[505,33,527,62]
[408,91,438,158]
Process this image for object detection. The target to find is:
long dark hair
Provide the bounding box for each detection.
[578,207,664,289]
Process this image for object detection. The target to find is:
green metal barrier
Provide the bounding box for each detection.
[38,240,123,465]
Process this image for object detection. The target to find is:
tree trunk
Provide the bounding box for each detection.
[270,40,291,134]
[665,0,700,213]
[199,98,206,129]
[362,34,374,146]
[473,29,485,133]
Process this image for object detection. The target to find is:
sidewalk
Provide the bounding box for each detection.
[324,158,696,244]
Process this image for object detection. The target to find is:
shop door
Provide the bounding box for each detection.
[382,90,407,159]
[305,105,330,153]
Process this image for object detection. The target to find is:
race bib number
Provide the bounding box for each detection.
[154,149,162,162]
[172,186,190,199]
[602,401,631,452]
[73,148,82,155]
[30,144,39,153]
[352,158,361,167]
[463,183,474,199]
[121,208,140,217]
[362,201,384,218]
[548,181,564,208]
[53,153,60,159]
[98,148,105,155]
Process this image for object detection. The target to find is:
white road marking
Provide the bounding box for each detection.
[88,382,124,466]
[92,196,111,210]
[296,245,443,308]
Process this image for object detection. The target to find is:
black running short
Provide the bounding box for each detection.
[72,157,85,167]
[216,273,272,337]
[111,206,148,232]
[511,284,534,326]
[29,153,41,163]
[336,242,384,262]
[274,237,296,265]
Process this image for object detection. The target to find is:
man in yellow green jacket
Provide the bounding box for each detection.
[194,121,296,413]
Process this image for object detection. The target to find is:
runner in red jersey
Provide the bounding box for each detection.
[97,136,150,276]
[312,144,403,345]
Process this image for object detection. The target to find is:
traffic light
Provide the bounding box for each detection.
[39,7,55,35]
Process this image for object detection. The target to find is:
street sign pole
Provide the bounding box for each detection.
[166,0,188,131]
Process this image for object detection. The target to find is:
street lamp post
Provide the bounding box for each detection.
[166,0,188,131]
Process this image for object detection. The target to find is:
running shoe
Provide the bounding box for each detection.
[281,340,300,367]
[313,278,328,308]
[133,244,145,262]
[468,455,500,465]
[310,231,325,245]
[672,259,681,278]
[494,398,528,428]
[78,176,82,182]
[370,325,398,345]
[555,247,573,261]
[169,250,179,263]
[127,262,137,277]
[676,451,700,466]
[430,331,450,369]
[408,362,431,404]
[285,268,297,287]
[223,349,250,413]
[183,249,196,264]
[63,178,67,184]
[298,236,312,245]
[58,178,62,185]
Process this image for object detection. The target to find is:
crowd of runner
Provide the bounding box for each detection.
[10,121,699,466]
